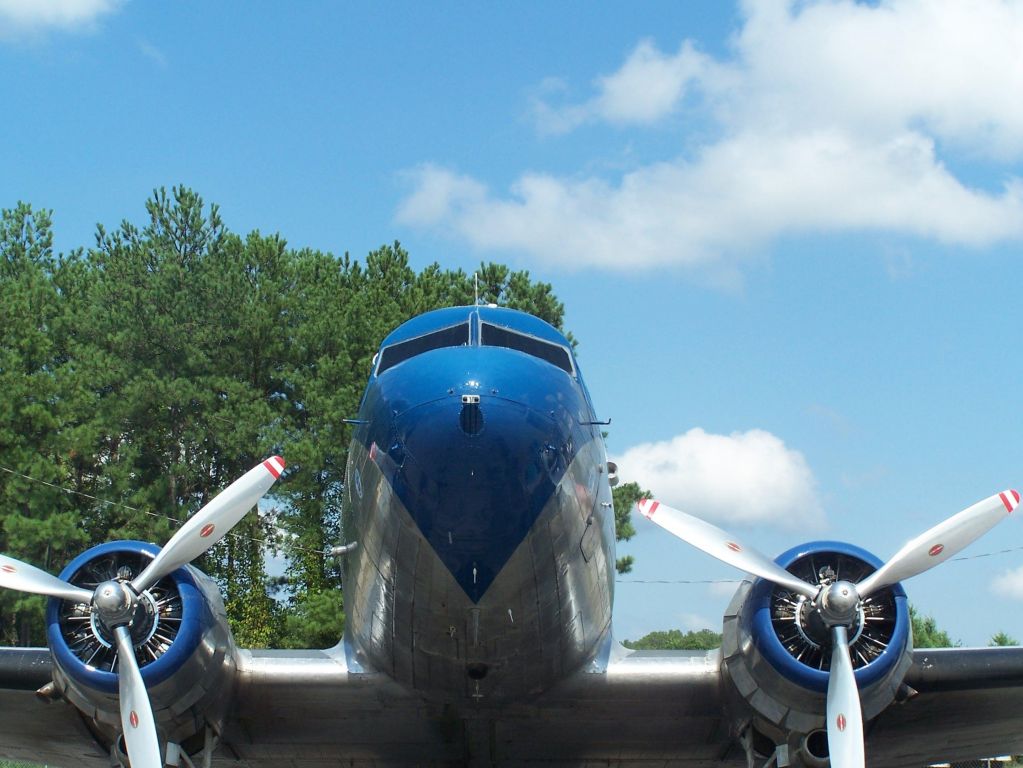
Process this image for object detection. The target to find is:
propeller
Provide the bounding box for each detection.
[0,456,285,768]
[132,456,286,593]
[637,488,1019,768]
[635,500,818,598]
[115,625,163,767]
[826,625,864,768]
[0,554,93,604]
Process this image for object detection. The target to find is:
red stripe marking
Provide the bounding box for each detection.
[263,457,283,479]
[0,564,15,574]
[129,711,139,729]
[726,542,742,553]
[200,523,216,538]
[837,714,846,732]
[1000,491,1018,514]
[928,544,944,557]
[643,500,660,519]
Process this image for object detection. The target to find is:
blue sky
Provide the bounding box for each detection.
[3,0,1023,646]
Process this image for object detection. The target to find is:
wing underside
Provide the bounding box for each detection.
[1,645,1022,767]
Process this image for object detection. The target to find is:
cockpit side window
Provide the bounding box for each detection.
[376,322,470,374]
[480,322,574,374]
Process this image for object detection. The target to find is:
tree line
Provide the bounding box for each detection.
[1,187,628,648]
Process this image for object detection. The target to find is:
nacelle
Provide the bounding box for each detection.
[719,541,912,763]
[45,541,236,759]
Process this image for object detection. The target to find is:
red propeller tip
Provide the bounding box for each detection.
[637,499,660,519]
[1000,490,1020,513]
[263,456,286,479]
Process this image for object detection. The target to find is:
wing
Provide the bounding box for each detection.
[3,643,1023,766]
[868,646,1023,766]
[0,648,110,766]
[220,644,1023,765]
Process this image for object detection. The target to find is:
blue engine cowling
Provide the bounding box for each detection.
[45,541,236,756]
[720,541,913,758]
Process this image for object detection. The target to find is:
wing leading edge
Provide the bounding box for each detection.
[2,644,1023,766]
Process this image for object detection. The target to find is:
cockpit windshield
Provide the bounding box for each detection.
[374,315,576,376]
[376,322,470,374]
[480,322,574,374]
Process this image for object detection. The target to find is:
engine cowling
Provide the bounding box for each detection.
[720,541,912,762]
[45,541,236,758]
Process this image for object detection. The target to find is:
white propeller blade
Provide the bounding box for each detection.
[114,625,163,768]
[132,456,285,592]
[857,489,1019,598]
[0,554,93,603]
[636,499,818,599]
[826,626,865,768]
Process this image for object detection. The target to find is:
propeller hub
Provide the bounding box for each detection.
[819,580,860,627]
[93,580,138,628]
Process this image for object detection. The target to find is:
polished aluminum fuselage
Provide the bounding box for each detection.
[341,307,616,702]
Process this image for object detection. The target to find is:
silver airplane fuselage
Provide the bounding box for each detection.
[341,306,616,702]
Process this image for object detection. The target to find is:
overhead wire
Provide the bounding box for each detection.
[4,462,1023,576]
[0,463,330,557]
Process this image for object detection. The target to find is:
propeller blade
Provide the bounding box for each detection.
[826,625,865,768]
[0,554,92,603]
[857,489,1020,597]
[114,625,163,768]
[635,499,818,598]
[132,456,285,593]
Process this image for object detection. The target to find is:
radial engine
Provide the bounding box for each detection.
[719,542,912,765]
[46,541,236,761]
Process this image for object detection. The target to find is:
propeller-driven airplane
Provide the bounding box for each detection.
[1,304,1022,768]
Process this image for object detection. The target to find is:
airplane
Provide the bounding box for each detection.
[0,303,1022,768]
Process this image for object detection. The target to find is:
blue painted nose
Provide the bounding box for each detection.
[389,394,569,601]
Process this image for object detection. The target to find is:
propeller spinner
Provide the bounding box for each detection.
[637,488,1019,768]
[0,456,285,768]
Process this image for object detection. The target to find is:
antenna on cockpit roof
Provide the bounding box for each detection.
[474,272,480,306]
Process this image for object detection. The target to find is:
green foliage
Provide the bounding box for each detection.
[278,588,346,649]
[623,628,722,650]
[0,203,90,644]
[910,605,959,648]
[611,481,648,574]
[0,189,571,648]
[990,631,1019,646]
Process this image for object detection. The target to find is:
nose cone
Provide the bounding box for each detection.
[392,394,570,601]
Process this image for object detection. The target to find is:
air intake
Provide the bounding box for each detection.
[460,395,484,436]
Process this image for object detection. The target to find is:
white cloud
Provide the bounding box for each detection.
[399,131,1023,274]
[535,39,711,133]
[396,164,487,228]
[992,565,1023,600]
[612,427,823,530]
[137,38,167,69]
[399,0,1023,274]
[728,0,1023,157]
[0,0,123,39]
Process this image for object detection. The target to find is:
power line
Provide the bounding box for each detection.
[617,578,742,584]
[0,464,330,557]
[6,462,1022,577]
[615,547,1023,584]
